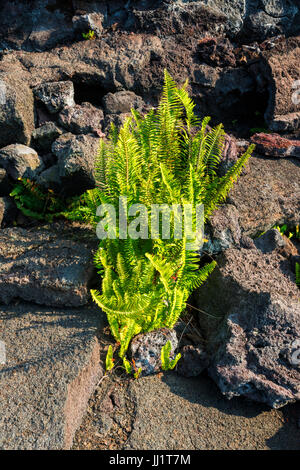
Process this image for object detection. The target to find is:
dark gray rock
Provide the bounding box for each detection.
[0,226,97,307]
[205,204,241,255]
[52,133,99,195]
[0,73,35,148]
[58,102,104,135]
[103,113,131,133]
[254,229,285,254]
[0,0,75,52]
[0,197,17,228]
[36,164,62,190]
[196,246,300,408]
[0,302,105,449]
[0,169,10,197]
[32,122,63,153]
[130,328,178,376]
[72,11,105,37]
[0,144,44,180]
[176,344,209,378]
[102,91,144,115]
[34,81,75,114]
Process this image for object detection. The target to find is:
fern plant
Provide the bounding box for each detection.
[161,341,181,371]
[90,70,254,359]
[10,179,100,224]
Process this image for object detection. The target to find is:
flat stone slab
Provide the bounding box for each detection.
[0,302,105,449]
[0,226,98,307]
[73,373,300,450]
[124,374,300,450]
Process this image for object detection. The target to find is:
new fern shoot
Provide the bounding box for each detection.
[90,71,254,361]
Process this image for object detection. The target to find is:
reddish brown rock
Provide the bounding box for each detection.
[259,36,300,132]
[251,133,300,158]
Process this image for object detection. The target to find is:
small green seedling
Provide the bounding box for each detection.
[161,341,181,371]
[133,367,142,379]
[82,30,96,40]
[105,345,115,372]
[274,224,293,239]
[122,356,132,375]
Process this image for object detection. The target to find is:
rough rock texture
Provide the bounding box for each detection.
[0,73,35,148]
[254,230,299,262]
[251,133,300,158]
[228,155,300,236]
[0,144,44,180]
[0,1,299,55]
[0,198,4,226]
[196,245,300,408]
[0,169,10,197]
[72,12,104,38]
[0,302,105,450]
[0,197,17,228]
[32,122,63,153]
[205,204,241,255]
[58,102,104,135]
[258,36,300,131]
[218,134,239,176]
[102,91,144,115]
[130,328,178,376]
[0,0,75,51]
[176,344,209,378]
[34,81,75,114]
[0,226,98,307]
[52,133,99,194]
[103,113,131,134]
[110,373,300,450]
[254,228,285,254]
[36,164,62,190]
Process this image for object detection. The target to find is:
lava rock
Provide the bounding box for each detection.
[0,169,10,197]
[32,122,63,153]
[0,226,97,307]
[72,12,105,37]
[254,228,285,254]
[205,204,241,255]
[36,164,62,191]
[258,36,300,132]
[251,133,300,158]
[196,245,300,408]
[0,0,75,52]
[218,134,239,176]
[0,144,44,180]
[176,344,209,378]
[34,81,75,114]
[0,196,17,227]
[228,155,300,237]
[197,37,236,67]
[0,73,35,148]
[52,133,99,195]
[58,102,104,135]
[103,113,131,133]
[130,328,178,376]
[102,91,144,115]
